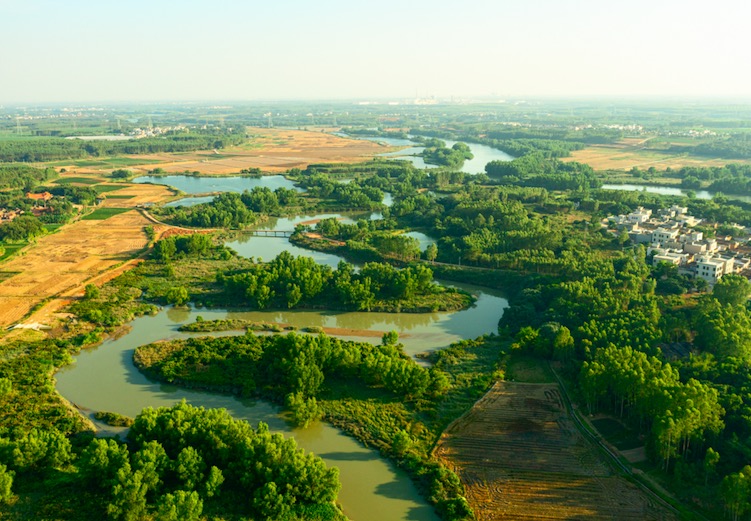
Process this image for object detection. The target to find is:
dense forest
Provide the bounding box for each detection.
[0,128,245,162]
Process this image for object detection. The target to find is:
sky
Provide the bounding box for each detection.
[1,0,749,103]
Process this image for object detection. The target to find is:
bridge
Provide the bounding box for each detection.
[248,230,294,238]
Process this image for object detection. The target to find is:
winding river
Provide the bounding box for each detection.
[348,135,514,173]
[56,176,508,520]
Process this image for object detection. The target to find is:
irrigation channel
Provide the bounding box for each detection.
[57,174,509,520]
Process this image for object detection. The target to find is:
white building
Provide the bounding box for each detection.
[696,256,734,284]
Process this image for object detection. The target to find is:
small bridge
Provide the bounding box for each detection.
[248,230,294,238]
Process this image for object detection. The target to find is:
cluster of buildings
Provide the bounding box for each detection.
[605,205,751,284]
[0,192,55,224]
[129,125,186,138]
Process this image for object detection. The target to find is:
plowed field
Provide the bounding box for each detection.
[63,128,390,176]
[435,382,676,520]
[0,183,174,330]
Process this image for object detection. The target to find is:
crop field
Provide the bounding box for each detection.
[435,381,676,520]
[44,128,390,176]
[0,183,174,330]
[81,207,130,220]
[564,138,748,171]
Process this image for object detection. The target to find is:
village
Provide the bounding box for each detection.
[606,204,751,284]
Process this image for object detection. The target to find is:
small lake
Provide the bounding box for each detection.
[601,183,751,205]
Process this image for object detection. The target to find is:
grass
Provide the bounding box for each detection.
[54,177,100,185]
[0,242,28,261]
[43,224,64,233]
[102,194,134,199]
[504,353,555,383]
[80,207,131,220]
[591,417,644,451]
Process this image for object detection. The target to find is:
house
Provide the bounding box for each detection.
[26,191,53,202]
[696,256,734,284]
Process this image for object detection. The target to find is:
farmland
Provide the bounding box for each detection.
[563,138,750,171]
[435,381,676,521]
[0,182,174,330]
[40,128,390,176]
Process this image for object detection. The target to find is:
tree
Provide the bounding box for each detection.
[704,447,719,486]
[382,330,399,346]
[0,464,14,505]
[721,466,751,521]
[175,447,205,491]
[425,242,438,263]
[78,438,130,490]
[155,490,203,521]
[84,283,100,300]
[203,466,224,498]
[712,273,751,306]
[107,466,149,521]
[392,430,412,458]
[166,287,189,306]
[0,378,11,397]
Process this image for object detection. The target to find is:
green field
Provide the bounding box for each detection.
[81,207,131,220]
[54,177,99,185]
[0,242,28,262]
[102,194,134,199]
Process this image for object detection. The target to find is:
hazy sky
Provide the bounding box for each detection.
[1,0,749,103]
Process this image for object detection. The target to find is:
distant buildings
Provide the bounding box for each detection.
[605,205,751,285]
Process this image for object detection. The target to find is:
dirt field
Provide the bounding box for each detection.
[55,128,390,176]
[0,183,174,330]
[564,138,748,171]
[435,381,676,520]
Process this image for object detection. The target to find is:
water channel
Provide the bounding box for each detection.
[57,175,508,520]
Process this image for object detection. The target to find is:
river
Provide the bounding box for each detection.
[349,135,514,174]
[134,174,303,207]
[56,177,507,520]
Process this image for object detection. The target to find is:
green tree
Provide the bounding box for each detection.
[0,464,14,505]
[0,378,12,396]
[721,466,751,521]
[382,330,399,346]
[84,283,100,300]
[155,490,203,521]
[713,273,751,306]
[166,287,189,306]
[204,466,224,498]
[107,466,149,521]
[392,430,412,458]
[175,447,205,491]
[425,242,438,263]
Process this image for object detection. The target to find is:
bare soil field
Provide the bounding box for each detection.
[0,183,174,330]
[564,138,748,171]
[435,381,676,520]
[63,128,389,176]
